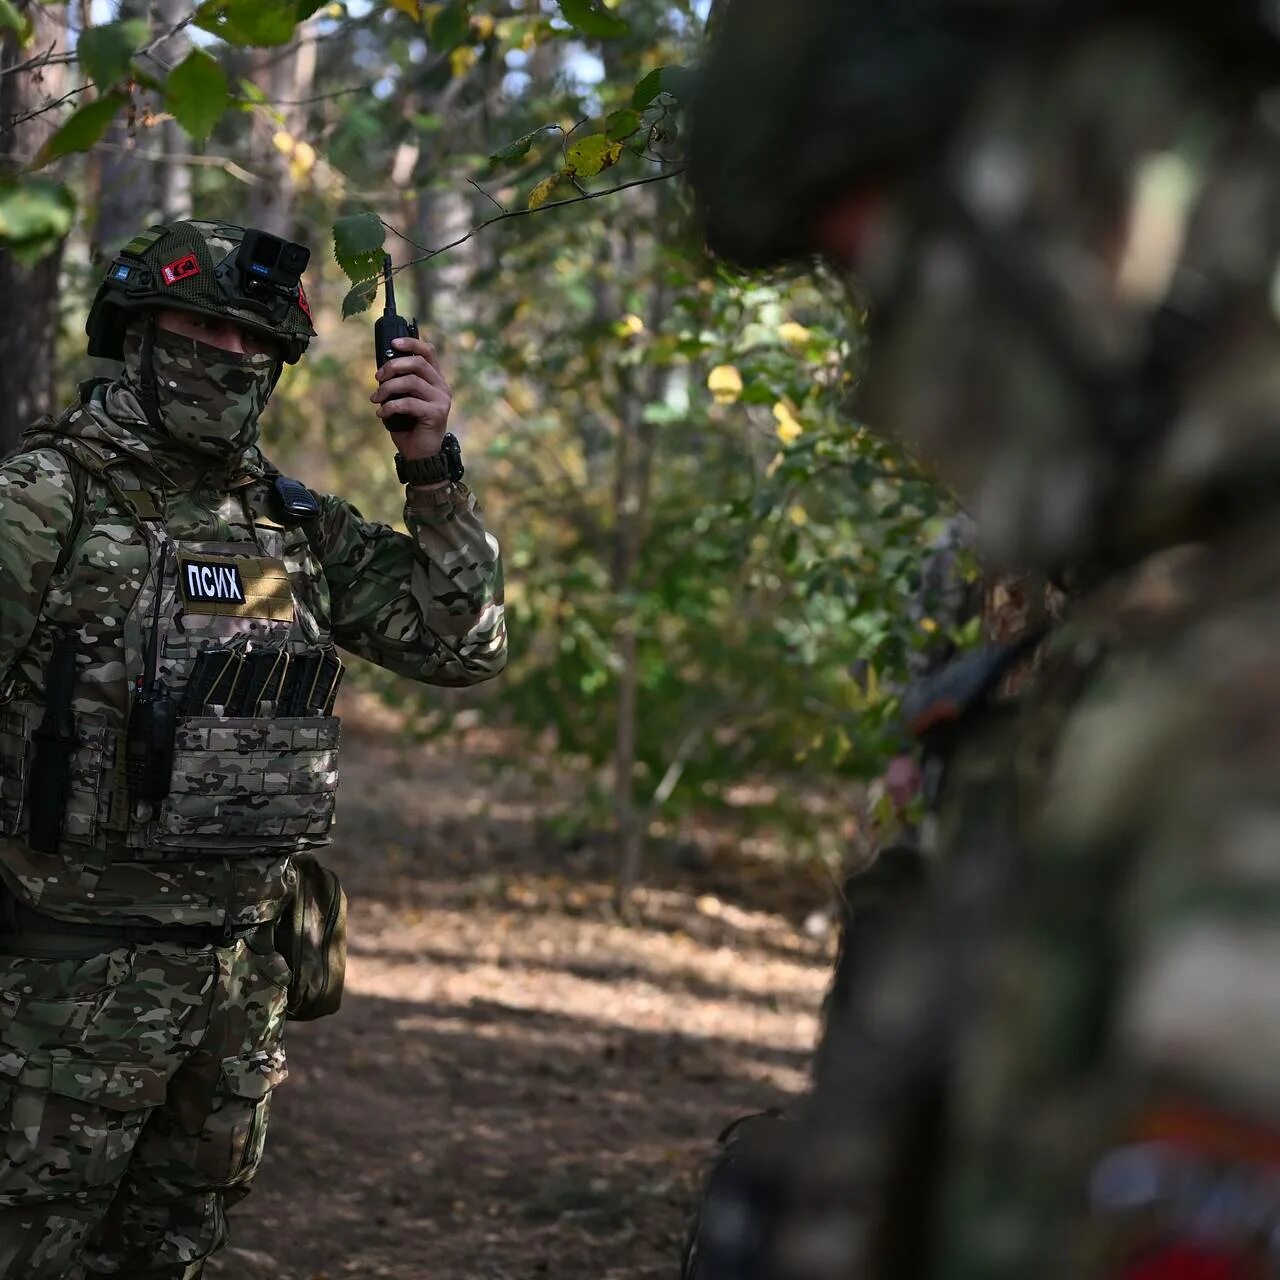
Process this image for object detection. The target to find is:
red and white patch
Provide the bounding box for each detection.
[296,281,312,319]
[161,253,201,286]
[1092,1101,1280,1279]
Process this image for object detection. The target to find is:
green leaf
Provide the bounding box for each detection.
[0,0,32,43]
[430,0,469,50]
[332,211,386,286]
[0,177,75,264]
[564,134,622,179]
[194,0,301,47]
[605,108,641,141]
[556,0,627,38]
[342,278,378,318]
[33,92,128,168]
[489,128,546,167]
[77,18,148,89]
[165,49,229,143]
[632,64,693,108]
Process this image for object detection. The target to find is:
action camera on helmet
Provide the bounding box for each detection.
[216,230,311,323]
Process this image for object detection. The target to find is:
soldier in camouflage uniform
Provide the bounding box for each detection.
[685,1,1280,1276]
[0,220,506,1278]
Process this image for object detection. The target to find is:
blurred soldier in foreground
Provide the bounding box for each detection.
[685,1,1280,1276]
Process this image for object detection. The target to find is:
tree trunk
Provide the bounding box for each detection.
[612,216,668,914]
[0,2,68,455]
[151,0,192,221]
[87,0,155,262]
[246,25,318,237]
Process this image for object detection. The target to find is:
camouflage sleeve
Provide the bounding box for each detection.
[315,482,506,687]
[0,448,77,682]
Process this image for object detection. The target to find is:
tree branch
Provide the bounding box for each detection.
[90,138,260,185]
[0,80,88,136]
[400,167,686,271]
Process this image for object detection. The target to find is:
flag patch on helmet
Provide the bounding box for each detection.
[161,253,201,286]
[182,560,246,605]
[296,281,312,319]
[1092,1100,1280,1277]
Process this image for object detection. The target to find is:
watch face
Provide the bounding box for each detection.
[442,433,465,482]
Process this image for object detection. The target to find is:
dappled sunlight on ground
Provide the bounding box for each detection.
[208,689,835,1280]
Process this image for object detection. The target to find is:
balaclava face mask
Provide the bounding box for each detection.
[121,320,279,458]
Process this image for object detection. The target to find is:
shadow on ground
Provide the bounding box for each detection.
[207,690,834,1280]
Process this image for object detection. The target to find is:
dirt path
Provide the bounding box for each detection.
[208,692,834,1280]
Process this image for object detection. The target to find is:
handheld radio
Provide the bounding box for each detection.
[374,253,419,434]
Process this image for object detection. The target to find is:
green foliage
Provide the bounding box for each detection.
[490,128,549,168]
[76,19,149,90]
[0,0,31,43]
[332,210,387,302]
[632,65,693,108]
[193,0,304,47]
[429,1,471,50]
[33,93,128,169]
[166,50,230,144]
[556,0,629,39]
[0,178,75,264]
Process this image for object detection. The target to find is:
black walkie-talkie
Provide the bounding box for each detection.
[373,253,419,435]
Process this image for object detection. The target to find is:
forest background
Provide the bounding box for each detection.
[0,0,964,901]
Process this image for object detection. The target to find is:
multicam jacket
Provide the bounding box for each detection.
[0,379,505,930]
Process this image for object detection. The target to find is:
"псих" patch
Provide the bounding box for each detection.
[182,560,245,605]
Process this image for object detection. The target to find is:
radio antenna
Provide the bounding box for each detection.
[382,254,396,316]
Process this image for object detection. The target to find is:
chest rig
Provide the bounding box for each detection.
[0,412,343,867]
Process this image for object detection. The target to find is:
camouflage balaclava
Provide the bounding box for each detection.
[121,319,278,458]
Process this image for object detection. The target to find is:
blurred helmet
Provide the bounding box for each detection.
[690,0,1280,571]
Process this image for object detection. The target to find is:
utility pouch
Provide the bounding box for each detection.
[276,852,347,1022]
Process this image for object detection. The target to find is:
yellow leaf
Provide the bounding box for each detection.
[272,130,295,156]
[471,13,495,38]
[787,505,808,527]
[289,140,316,182]
[450,45,477,77]
[919,617,938,634]
[778,321,811,347]
[707,364,743,405]
[565,134,623,179]
[617,313,645,337]
[388,0,421,15]
[773,400,803,445]
[527,172,563,210]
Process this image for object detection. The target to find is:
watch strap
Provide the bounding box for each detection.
[395,451,450,485]
[395,433,465,486]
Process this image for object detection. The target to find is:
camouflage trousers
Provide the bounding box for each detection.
[0,930,289,1279]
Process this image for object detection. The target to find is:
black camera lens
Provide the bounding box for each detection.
[282,243,310,273]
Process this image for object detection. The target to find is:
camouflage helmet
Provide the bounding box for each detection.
[86,220,317,365]
[690,0,1280,571]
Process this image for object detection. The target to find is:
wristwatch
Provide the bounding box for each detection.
[395,433,465,486]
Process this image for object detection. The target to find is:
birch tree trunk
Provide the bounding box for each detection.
[246,26,318,237]
[151,0,191,221]
[88,0,154,261]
